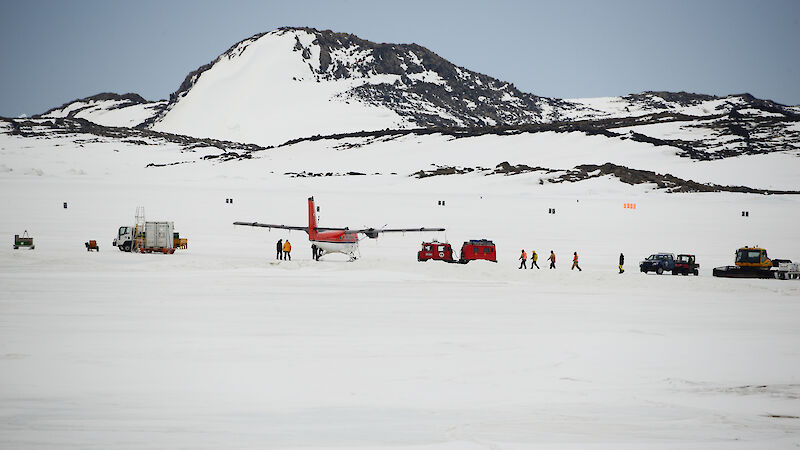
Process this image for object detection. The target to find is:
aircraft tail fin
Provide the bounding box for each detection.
[308,196,318,238]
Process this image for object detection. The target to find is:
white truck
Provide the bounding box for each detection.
[113,221,175,254]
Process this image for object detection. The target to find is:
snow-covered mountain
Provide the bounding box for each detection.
[145,27,563,146]
[27,27,800,153]
[146,27,799,146]
[38,93,166,128]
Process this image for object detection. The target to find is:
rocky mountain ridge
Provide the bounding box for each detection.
[147,27,800,129]
[23,26,800,154]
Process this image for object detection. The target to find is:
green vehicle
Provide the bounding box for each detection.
[13,231,34,250]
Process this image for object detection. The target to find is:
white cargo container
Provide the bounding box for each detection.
[113,208,179,254]
[144,221,174,249]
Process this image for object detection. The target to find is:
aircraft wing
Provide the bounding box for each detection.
[233,221,350,232]
[352,227,446,238]
[233,221,309,231]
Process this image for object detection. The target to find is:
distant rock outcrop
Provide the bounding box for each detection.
[37,92,166,128]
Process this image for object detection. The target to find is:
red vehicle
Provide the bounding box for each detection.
[672,254,699,276]
[418,239,497,264]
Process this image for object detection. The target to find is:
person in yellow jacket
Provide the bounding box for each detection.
[282,239,292,260]
[530,250,539,269]
[519,249,527,269]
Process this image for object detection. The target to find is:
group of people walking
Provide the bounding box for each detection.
[518,249,540,269]
[276,237,625,272]
[276,239,292,260]
[519,250,582,271]
[518,250,626,273]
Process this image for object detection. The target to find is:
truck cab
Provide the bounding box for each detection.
[418,241,454,261]
[113,226,133,252]
[735,247,771,269]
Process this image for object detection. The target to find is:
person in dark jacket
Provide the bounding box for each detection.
[312,244,318,261]
[276,239,283,260]
[548,250,556,269]
[619,253,625,274]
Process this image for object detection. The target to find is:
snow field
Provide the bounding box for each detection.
[2,260,798,449]
[244,131,800,191]
[1,128,799,449]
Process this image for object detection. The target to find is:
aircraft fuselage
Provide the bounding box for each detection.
[308,200,360,258]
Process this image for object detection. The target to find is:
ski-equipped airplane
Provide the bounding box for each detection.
[234,196,445,260]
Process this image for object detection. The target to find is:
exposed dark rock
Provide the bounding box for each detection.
[283,170,380,178]
[412,162,555,178]
[146,161,193,168]
[36,92,150,118]
[409,160,799,194]
[492,161,555,176]
[2,117,269,161]
[549,163,800,195]
[413,165,480,178]
[628,91,717,107]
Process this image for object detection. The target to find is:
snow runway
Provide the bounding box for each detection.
[2,254,799,448]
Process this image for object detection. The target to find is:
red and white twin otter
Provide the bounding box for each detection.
[235,196,445,260]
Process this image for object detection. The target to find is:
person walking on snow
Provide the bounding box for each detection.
[283,239,292,261]
[548,250,556,269]
[276,239,283,260]
[572,252,582,271]
[530,250,539,269]
[519,249,527,269]
[619,253,625,274]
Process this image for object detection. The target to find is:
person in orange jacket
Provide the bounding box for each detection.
[572,251,582,271]
[282,239,292,261]
[519,249,527,269]
[548,250,556,269]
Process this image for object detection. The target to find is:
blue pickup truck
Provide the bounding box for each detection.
[640,253,675,275]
